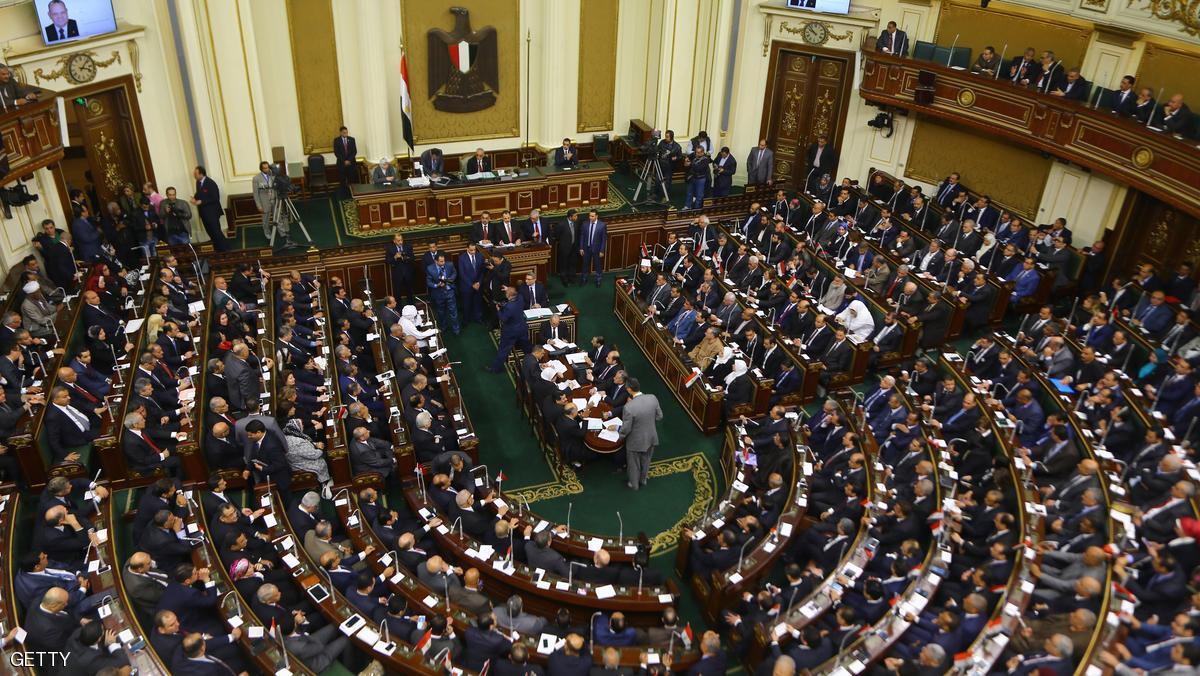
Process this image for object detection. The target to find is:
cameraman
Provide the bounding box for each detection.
[656,130,682,197]
[252,161,278,240]
[158,187,192,245]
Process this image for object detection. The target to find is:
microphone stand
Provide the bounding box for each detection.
[616,511,623,544]
[995,44,1007,80]
[736,538,754,572]
[947,34,960,67]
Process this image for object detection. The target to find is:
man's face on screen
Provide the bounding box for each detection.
[49,2,69,28]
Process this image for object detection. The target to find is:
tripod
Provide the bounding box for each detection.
[632,148,670,205]
[269,192,313,250]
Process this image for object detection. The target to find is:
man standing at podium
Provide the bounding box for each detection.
[486,286,532,373]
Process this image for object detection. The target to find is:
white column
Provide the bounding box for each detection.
[355,0,393,159]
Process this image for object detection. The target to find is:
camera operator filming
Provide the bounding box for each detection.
[253,161,311,250]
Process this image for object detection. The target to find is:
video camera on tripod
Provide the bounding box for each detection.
[270,163,298,197]
[266,162,312,250]
[632,130,670,205]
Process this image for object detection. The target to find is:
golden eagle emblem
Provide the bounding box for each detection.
[426,7,499,113]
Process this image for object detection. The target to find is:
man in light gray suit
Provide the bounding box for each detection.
[746,139,775,186]
[222,343,259,413]
[284,622,350,672]
[251,161,284,242]
[617,377,663,490]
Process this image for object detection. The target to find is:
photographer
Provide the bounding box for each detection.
[656,130,682,195]
[158,187,192,245]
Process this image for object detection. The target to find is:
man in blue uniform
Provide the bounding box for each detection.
[486,286,533,373]
[425,253,460,335]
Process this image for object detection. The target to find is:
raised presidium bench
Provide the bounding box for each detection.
[348,162,612,234]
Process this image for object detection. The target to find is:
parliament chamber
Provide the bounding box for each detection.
[2,0,1200,674]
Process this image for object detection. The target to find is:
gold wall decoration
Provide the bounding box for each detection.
[957,88,976,107]
[1149,0,1200,36]
[1132,146,1154,168]
[1137,41,1200,109]
[402,0,521,143]
[906,117,1052,216]
[32,50,121,86]
[286,0,343,155]
[577,0,619,133]
[936,0,1093,67]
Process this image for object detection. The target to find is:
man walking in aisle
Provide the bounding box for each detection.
[617,378,662,491]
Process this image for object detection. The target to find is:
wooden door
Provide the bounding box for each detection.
[1116,191,1200,276]
[760,44,854,191]
[74,89,143,208]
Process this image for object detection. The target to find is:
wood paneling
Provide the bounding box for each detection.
[577,0,618,133]
[1137,42,1200,111]
[286,0,343,154]
[935,0,1093,68]
[906,117,1051,216]
[1119,192,1200,276]
[760,43,854,190]
[860,51,1200,219]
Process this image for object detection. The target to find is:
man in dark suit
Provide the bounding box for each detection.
[123,411,182,476]
[466,147,492,174]
[1110,75,1138,116]
[1008,47,1041,86]
[1051,69,1090,102]
[554,209,580,286]
[246,418,291,498]
[553,138,579,169]
[190,166,230,251]
[875,21,908,55]
[420,147,445,177]
[556,404,588,468]
[333,126,358,187]
[518,272,549,309]
[44,386,97,464]
[43,0,79,42]
[804,134,837,192]
[349,426,396,479]
[963,272,996,331]
[24,587,78,655]
[578,210,607,287]
[912,291,950,349]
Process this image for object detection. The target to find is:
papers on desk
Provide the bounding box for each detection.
[524,308,553,319]
[565,351,589,365]
[587,537,604,552]
[588,391,603,407]
[124,318,145,334]
[466,171,497,180]
[598,427,621,442]
[572,398,589,411]
[179,388,196,403]
[594,584,617,599]
[428,347,448,359]
[548,360,568,376]
[407,176,430,187]
[546,338,571,351]
[188,301,205,314]
[586,418,603,431]
[555,304,571,314]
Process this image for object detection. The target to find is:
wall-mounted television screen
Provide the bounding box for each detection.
[35,0,118,47]
[786,0,852,15]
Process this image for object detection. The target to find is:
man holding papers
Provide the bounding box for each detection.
[617,378,663,491]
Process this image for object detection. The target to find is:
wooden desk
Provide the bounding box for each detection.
[350,163,611,233]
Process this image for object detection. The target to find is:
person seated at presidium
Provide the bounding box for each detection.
[371,158,397,186]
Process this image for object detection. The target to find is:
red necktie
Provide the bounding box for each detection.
[142,432,162,454]
[72,383,98,403]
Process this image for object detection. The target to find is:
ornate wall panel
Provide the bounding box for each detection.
[286,0,343,155]
[400,0,520,143]
[935,0,1093,67]
[906,117,1052,217]
[1136,41,1200,111]
[577,0,619,133]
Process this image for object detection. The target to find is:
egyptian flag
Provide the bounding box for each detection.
[681,623,694,649]
[399,48,415,150]
[683,370,703,388]
[415,627,433,653]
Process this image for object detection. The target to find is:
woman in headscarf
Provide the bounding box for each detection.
[723,359,753,416]
[399,305,438,348]
[976,231,1001,270]
[282,417,332,496]
[837,297,876,341]
[710,345,736,381]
